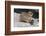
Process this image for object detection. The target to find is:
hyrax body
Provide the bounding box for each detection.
[20,11,33,24]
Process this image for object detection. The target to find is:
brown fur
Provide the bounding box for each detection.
[20,11,33,23]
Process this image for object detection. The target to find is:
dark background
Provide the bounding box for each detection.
[14,8,39,19]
